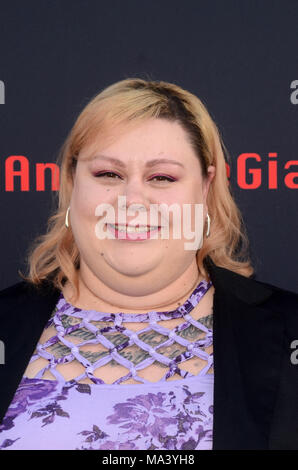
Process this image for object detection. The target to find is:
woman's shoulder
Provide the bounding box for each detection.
[0,281,32,311]
[0,280,61,322]
[0,279,59,298]
[208,260,298,309]
[0,280,28,297]
[0,280,47,304]
[250,278,298,331]
[253,278,298,309]
[253,278,298,301]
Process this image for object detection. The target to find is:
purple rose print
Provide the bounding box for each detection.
[75,385,213,450]
[0,378,59,432]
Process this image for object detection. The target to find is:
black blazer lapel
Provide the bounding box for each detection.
[206,258,283,449]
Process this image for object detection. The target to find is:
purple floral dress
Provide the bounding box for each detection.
[0,280,214,450]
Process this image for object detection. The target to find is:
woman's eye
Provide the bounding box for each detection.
[94,172,176,182]
[150,175,176,182]
[94,171,121,179]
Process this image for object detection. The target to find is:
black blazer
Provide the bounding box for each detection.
[0,257,297,450]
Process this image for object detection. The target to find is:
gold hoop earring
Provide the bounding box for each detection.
[65,206,70,228]
[206,213,211,237]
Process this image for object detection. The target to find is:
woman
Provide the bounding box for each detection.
[0,78,297,450]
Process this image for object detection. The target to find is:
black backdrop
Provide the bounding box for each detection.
[0,0,297,293]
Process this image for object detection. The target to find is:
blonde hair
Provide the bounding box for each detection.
[19,77,254,302]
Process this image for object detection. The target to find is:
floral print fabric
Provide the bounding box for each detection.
[0,373,213,450]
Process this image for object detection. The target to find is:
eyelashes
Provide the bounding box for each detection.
[93,171,177,183]
[94,171,118,178]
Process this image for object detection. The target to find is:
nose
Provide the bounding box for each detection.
[119,177,148,212]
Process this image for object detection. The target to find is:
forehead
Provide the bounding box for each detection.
[78,119,202,170]
[81,154,187,170]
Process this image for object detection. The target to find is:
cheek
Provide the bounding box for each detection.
[167,194,203,236]
[71,185,92,215]
[72,179,113,216]
[162,190,200,221]
[162,185,201,204]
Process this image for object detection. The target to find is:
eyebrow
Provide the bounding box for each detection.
[84,154,185,169]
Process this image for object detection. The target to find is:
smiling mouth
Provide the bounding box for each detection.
[107,223,161,233]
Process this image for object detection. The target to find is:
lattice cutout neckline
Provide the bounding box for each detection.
[30,279,214,385]
[56,278,213,322]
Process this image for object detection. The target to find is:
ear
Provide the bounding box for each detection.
[202,165,216,205]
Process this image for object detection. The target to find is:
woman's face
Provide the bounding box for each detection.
[69,118,215,298]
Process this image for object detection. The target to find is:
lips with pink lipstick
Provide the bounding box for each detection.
[106,223,161,241]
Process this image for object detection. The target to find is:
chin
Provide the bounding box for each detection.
[114,264,154,277]
[105,257,157,277]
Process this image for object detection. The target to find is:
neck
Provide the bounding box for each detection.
[63,263,203,314]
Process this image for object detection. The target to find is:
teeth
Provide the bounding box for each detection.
[109,224,159,233]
